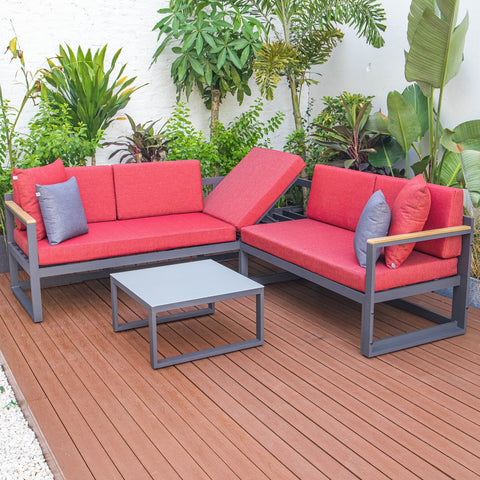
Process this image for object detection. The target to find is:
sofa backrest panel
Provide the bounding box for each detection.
[65,166,117,223]
[113,160,204,220]
[306,165,376,231]
[203,147,305,230]
[374,176,463,258]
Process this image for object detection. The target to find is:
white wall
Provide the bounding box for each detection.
[1,0,479,164]
[309,0,480,128]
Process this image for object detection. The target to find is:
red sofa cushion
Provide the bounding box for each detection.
[306,165,376,231]
[12,158,67,240]
[14,213,236,266]
[203,147,305,230]
[65,166,117,223]
[374,176,462,259]
[384,175,431,269]
[241,219,458,292]
[113,160,204,220]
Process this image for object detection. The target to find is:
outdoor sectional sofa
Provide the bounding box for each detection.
[4,147,305,324]
[240,165,473,357]
[4,150,473,358]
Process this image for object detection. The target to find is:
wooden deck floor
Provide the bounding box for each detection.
[0,264,480,479]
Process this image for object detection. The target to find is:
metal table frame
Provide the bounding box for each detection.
[111,260,264,369]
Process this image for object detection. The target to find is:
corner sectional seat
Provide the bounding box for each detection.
[5,148,305,323]
[240,165,473,357]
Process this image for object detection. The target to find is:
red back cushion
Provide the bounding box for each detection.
[113,160,204,220]
[65,166,117,223]
[12,158,67,240]
[374,176,463,259]
[306,165,376,231]
[203,147,305,230]
[383,175,431,269]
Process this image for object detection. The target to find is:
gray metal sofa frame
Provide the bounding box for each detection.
[4,175,287,324]
[239,181,474,357]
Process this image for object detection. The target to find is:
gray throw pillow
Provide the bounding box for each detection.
[354,190,391,268]
[36,177,88,245]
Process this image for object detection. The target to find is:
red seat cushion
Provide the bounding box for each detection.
[306,165,376,231]
[14,213,236,266]
[113,160,204,220]
[65,166,116,223]
[203,147,305,230]
[12,159,67,240]
[384,175,431,269]
[241,219,457,292]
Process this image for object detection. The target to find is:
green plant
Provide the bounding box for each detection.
[212,99,285,175]
[314,92,375,134]
[105,115,169,163]
[1,37,42,239]
[234,0,386,135]
[469,212,480,280]
[284,93,389,176]
[163,101,284,178]
[312,98,380,171]
[42,44,142,163]
[19,101,101,167]
[372,0,480,205]
[153,1,263,130]
[164,103,220,177]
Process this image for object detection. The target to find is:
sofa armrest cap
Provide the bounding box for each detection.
[5,200,36,225]
[367,225,471,247]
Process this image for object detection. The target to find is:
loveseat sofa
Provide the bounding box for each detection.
[4,148,305,323]
[240,165,473,357]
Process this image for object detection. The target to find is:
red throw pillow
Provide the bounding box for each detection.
[385,174,431,269]
[12,159,67,241]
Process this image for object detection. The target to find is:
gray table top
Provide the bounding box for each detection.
[110,259,263,309]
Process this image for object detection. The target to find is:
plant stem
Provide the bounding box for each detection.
[428,88,435,182]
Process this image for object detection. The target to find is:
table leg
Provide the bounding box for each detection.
[149,309,159,369]
[256,292,264,343]
[111,279,120,332]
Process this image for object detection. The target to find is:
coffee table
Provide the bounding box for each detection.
[110,259,264,369]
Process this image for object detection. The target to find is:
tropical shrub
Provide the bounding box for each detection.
[371,0,480,205]
[163,103,219,177]
[153,0,263,130]
[42,45,142,163]
[19,101,101,167]
[212,99,285,175]
[163,101,284,178]
[234,0,387,135]
[105,115,169,163]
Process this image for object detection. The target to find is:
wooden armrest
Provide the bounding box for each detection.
[367,225,471,246]
[5,200,36,225]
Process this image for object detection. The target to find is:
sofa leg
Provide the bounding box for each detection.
[30,275,44,323]
[360,299,375,357]
[239,250,249,277]
[9,255,43,323]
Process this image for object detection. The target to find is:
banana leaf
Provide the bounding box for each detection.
[460,150,480,207]
[401,83,429,137]
[405,0,468,95]
[368,136,404,169]
[437,150,463,187]
[441,120,480,153]
[386,90,422,154]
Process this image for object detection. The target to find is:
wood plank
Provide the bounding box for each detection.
[53,283,266,480]
[1,268,480,480]
[0,277,120,479]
